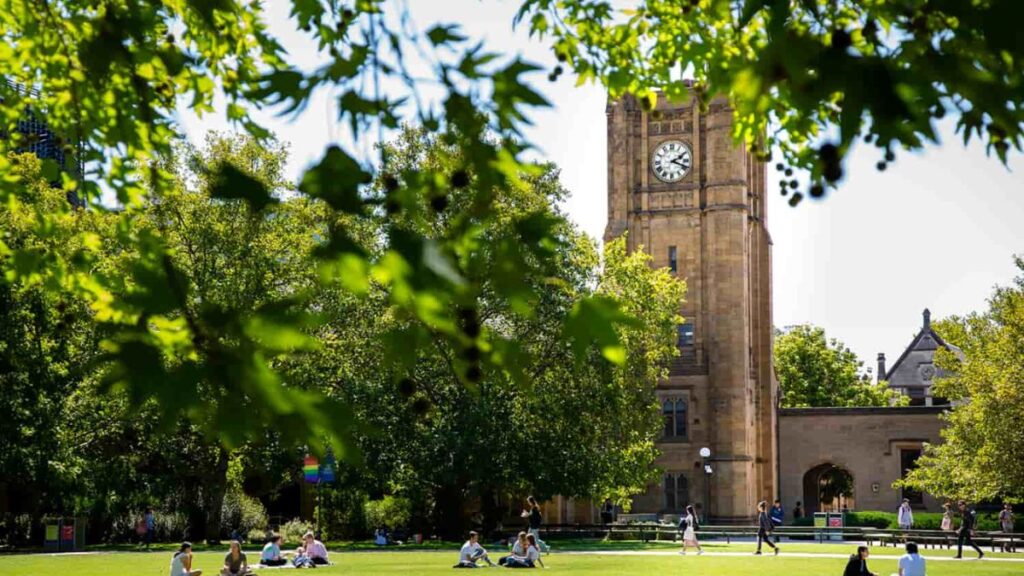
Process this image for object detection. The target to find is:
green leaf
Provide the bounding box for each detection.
[299,146,372,213]
[209,163,278,211]
[426,24,467,46]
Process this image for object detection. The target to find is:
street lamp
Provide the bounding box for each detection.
[699,447,712,524]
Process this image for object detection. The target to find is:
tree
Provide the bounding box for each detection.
[520,0,1024,201]
[774,325,904,408]
[2,0,1019,450]
[898,257,1024,502]
[284,127,685,538]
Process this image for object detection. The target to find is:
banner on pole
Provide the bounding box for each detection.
[303,456,320,483]
[320,452,336,483]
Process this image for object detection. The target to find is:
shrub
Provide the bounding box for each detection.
[364,496,412,531]
[278,518,314,546]
[845,511,895,529]
[220,488,269,540]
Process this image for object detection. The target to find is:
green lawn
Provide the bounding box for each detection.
[2,549,1023,576]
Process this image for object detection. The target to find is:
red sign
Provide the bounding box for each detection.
[62,525,74,541]
[828,517,843,528]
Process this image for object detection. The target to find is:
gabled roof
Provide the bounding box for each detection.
[884,309,962,389]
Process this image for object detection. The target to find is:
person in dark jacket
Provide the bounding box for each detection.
[843,546,877,576]
[754,500,779,555]
[954,500,984,559]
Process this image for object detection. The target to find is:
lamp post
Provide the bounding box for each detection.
[699,447,712,524]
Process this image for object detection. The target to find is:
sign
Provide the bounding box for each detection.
[828,517,843,528]
[303,456,320,484]
[62,524,74,541]
[45,525,58,541]
[319,453,336,484]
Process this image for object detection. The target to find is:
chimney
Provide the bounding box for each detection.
[877,353,887,383]
[923,308,931,329]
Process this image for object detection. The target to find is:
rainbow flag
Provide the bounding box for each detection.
[303,456,320,483]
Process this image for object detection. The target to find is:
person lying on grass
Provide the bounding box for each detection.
[170,541,202,576]
[221,540,253,576]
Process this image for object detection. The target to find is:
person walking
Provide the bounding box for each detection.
[843,545,877,576]
[770,500,785,527]
[897,542,926,576]
[954,500,984,559]
[940,503,953,532]
[145,507,156,548]
[898,499,914,531]
[1000,503,1015,533]
[754,500,779,555]
[678,505,703,555]
[601,499,614,525]
[523,496,549,553]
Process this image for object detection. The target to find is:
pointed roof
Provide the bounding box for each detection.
[884,309,962,390]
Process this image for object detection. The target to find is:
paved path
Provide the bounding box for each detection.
[559,549,1024,563]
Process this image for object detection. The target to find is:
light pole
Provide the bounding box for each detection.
[699,447,712,524]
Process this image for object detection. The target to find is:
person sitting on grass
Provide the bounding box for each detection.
[454,531,496,568]
[260,534,288,567]
[499,533,529,566]
[301,531,330,565]
[843,545,877,576]
[221,540,252,576]
[501,533,544,569]
[170,541,202,576]
[896,541,926,576]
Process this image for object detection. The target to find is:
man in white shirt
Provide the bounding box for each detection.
[898,542,926,576]
[898,499,914,530]
[455,531,496,568]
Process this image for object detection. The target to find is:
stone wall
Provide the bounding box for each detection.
[778,407,945,515]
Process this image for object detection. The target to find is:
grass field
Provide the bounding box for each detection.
[2,545,1023,576]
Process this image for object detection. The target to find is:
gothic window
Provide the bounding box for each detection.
[661,397,689,440]
[668,246,678,274]
[663,473,689,512]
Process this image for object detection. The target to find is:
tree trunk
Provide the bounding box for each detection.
[433,484,467,541]
[202,446,230,543]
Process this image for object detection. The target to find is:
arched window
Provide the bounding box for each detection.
[674,399,688,438]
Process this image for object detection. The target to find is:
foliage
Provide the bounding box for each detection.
[0,0,644,458]
[775,324,906,408]
[364,496,412,531]
[898,257,1024,502]
[277,518,314,546]
[220,489,269,539]
[282,126,685,538]
[518,0,1024,203]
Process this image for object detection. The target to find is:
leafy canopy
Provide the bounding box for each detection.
[775,324,905,408]
[518,0,1024,203]
[898,257,1024,502]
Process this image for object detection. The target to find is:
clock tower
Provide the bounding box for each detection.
[606,91,777,522]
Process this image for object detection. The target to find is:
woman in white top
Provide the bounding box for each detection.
[524,533,544,568]
[940,503,953,532]
[170,542,202,576]
[679,505,703,555]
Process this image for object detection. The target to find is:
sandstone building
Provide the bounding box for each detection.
[603,91,777,522]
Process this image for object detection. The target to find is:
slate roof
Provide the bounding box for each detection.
[884,309,962,391]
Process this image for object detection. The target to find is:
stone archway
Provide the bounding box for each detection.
[803,463,855,514]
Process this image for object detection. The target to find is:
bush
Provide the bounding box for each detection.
[364,496,411,531]
[220,488,269,540]
[317,488,369,541]
[845,511,895,529]
[278,518,313,546]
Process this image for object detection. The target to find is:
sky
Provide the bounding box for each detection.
[177,0,1024,376]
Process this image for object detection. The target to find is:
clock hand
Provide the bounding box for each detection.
[670,156,689,167]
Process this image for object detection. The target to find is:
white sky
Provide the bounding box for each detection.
[177,1,1024,375]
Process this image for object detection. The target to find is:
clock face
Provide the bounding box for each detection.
[652,140,692,182]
